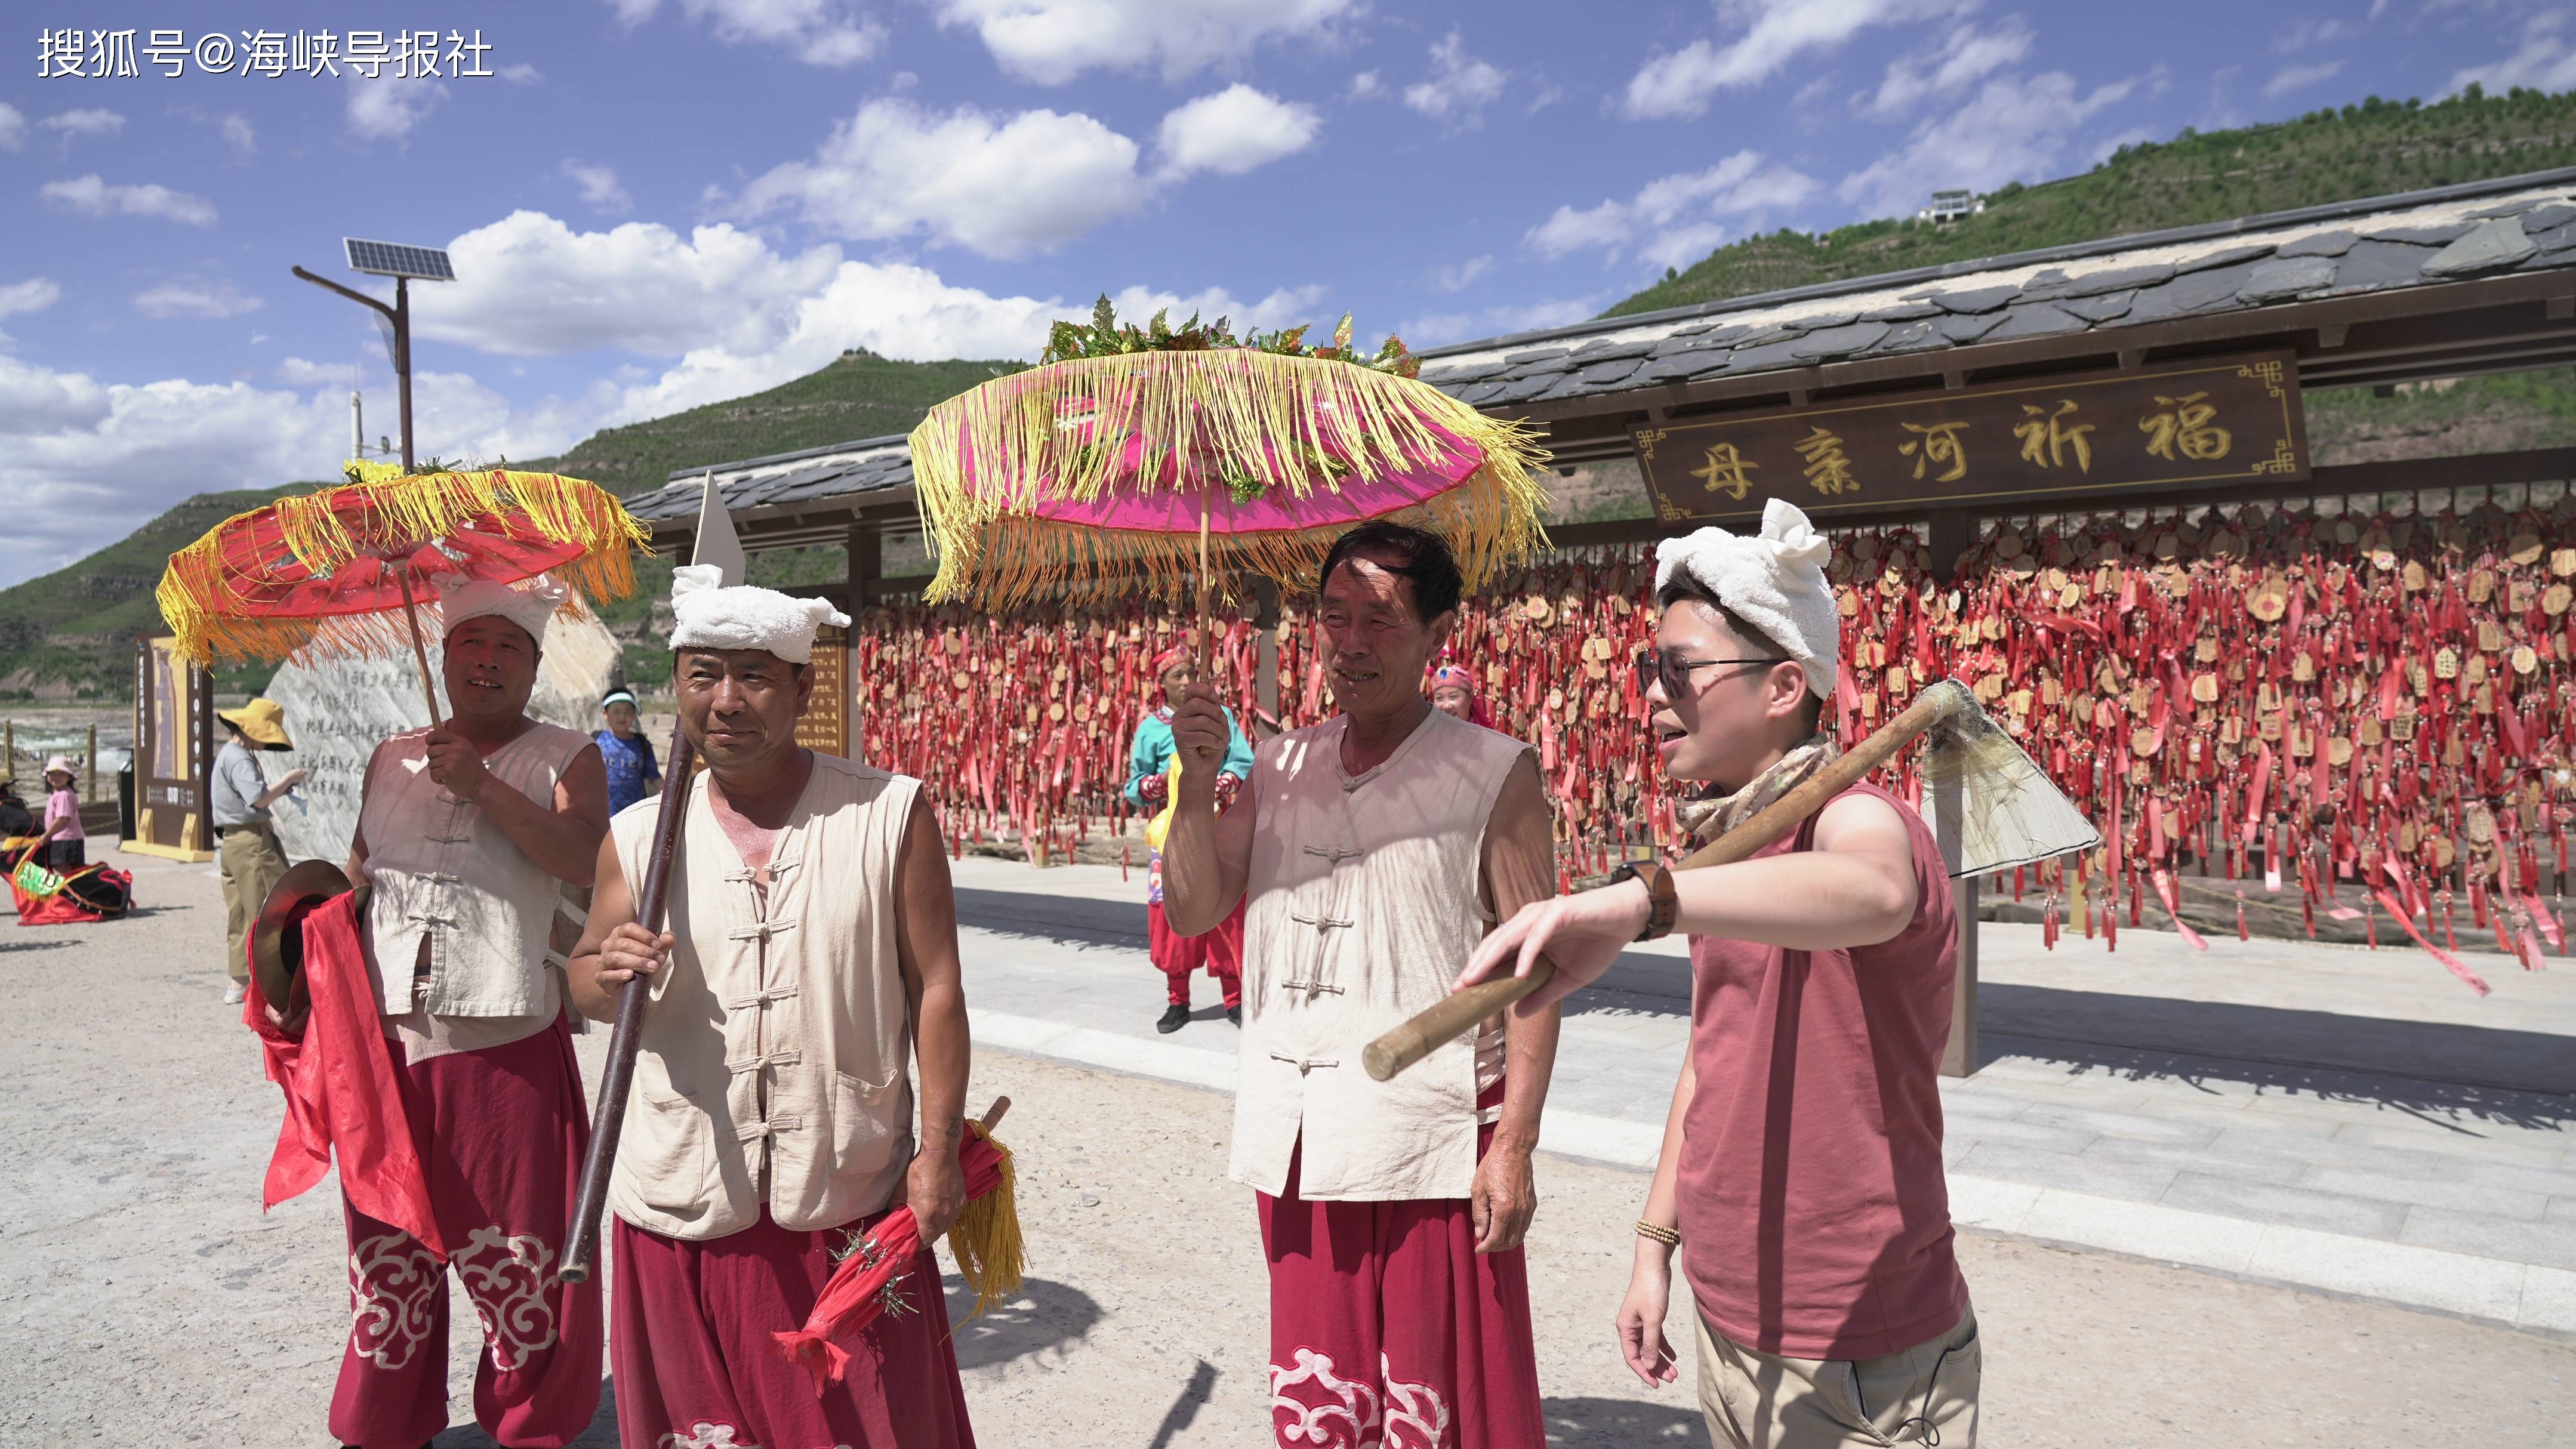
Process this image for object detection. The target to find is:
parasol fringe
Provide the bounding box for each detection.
[911,350,1550,607]
[946,1120,1024,1321]
[157,470,648,667]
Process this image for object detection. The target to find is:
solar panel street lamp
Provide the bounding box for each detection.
[291,239,455,471]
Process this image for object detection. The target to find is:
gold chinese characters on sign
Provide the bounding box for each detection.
[1632,351,2306,524]
[794,622,850,757]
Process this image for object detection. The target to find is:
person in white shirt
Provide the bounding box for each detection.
[211,697,304,1007]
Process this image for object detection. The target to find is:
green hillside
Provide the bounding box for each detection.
[520,347,1025,497]
[0,481,323,700]
[1609,85,2576,318]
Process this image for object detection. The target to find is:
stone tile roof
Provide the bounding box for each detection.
[632,169,2576,531]
[1413,172,2576,409]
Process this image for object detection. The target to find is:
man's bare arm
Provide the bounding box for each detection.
[1470,753,1560,1253]
[1161,689,1256,937]
[467,744,613,887]
[895,794,971,1241]
[565,830,645,1022]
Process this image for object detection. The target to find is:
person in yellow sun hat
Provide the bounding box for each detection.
[212,698,304,1006]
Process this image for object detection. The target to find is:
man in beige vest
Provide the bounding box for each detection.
[571,565,978,1449]
[1163,520,1561,1448]
[333,574,609,1449]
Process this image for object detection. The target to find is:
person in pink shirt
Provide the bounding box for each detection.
[1456,499,1978,1449]
[39,756,85,871]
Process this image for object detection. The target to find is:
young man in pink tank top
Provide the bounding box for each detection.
[1458,500,1981,1448]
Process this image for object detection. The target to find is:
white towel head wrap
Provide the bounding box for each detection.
[436,572,566,648]
[667,564,849,665]
[1652,498,1839,701]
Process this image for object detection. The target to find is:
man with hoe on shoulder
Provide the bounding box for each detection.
[570,565,979,1449]
[1457,498,1979,1448]
[1161,520,1561,1447]
[335,575,609,1449]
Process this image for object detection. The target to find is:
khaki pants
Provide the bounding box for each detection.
[1697,1303,1980,1448]
[218,822,288,985]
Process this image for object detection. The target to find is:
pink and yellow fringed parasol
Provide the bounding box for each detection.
[910,302,1552,611]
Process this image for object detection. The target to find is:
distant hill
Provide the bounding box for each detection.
[1607,85,2576,318]
[518,347,1025,497]
[0,482,325,701]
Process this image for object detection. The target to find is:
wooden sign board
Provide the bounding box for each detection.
[127,636,215,861]
[1634,350,2307,525]
[796,624,849,759]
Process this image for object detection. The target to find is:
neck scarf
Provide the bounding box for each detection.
[1675,732,1840,849]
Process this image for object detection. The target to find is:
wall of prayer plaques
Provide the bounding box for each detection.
[845,486,2573,967]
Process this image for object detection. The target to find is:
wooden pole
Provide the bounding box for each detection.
[394,568,444,729]
[86,724,97,801]
[1363,683,1976,1081]
[560,719,700,1283]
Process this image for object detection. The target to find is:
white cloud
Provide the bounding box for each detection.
[2264,58,2344,97]
[348,78,449,140]
[935,0,1354,84]
[1401,295,1603,349]
[0,102,24,151]
[562,159,634,216]
[1156,85,1321,178]
[280,357,362,386]
[2275,18,2357,54]
[1427,255,1495,294]
[218,113,257,158]
[133,279,264,320]
[0,278,63,347]
[1404,29,1509,127]
[500,63,543,83]
[39,107,124,138]
[2446,15,2576,96]
[1866,20,2033,117]
[734,99,1148,260]
[1838,70,2138,219]
[1624,0,1971,119]
[38,174,217,226]
[1526,151,1819,267]
[613,0,886,65]
[1349,70,1382,100]
[412,211,844,357]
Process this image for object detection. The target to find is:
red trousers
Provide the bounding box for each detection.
[614,1207,977,1449]
[330,1019,602,1449]
[1148,897,1244,1008]
[1258,1121,1543,1449]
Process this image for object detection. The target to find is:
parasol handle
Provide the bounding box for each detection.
[560,719,699,1284]
[1188,495,1221,765]
[1360,683,1976,1081]
[395,568,444,729]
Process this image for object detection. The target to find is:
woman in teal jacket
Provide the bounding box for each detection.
[1127,646,1253,1032]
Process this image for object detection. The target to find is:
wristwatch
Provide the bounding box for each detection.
[1607,858,1678,942]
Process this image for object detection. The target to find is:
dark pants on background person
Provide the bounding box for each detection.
[219,821,289,984]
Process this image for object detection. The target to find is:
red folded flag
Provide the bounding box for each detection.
[242,892,446,1258]
[772,1123,1021,1396]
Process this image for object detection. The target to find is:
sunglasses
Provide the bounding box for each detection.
[1632,649,1789,699]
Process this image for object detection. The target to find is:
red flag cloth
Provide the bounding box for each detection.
[772,1126,1014,1396]
[2149,867,2209,951]
[2372,887,2492,995]
[241,891,447,1259]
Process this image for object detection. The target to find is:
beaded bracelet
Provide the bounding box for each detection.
[1634,1219,1680,1247]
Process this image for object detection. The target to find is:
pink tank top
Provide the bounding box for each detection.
[1676,781,1966,1360]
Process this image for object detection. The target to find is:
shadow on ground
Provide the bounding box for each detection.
[942,1274,1104,1370]
[954,886,1147,951]
[1543,1393,1709,1445]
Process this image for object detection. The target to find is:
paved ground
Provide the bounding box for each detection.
[942,855,2576,1334]
[4,840,2571,1448]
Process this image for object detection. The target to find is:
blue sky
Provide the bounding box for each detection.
[4,0,2572,588]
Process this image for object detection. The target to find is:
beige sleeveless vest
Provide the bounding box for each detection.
[1230,708,1530,1201]
[606,753,920,1240]
[360,722,594,1016]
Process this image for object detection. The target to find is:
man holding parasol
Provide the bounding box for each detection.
[569,565,981,1449]
[1454,500,1986,1449]
[331,573,612,1449]
[1164,521,1563,1448]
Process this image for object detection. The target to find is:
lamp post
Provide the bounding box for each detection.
[292,239,454,471]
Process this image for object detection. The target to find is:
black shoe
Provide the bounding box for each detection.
[1227,1006,1241,1026]
[1157,1003,1191,1034]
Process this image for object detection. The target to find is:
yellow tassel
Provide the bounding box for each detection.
[155,469,648,667]
[947,1122,1024,1321]
[911,350,1552,608]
